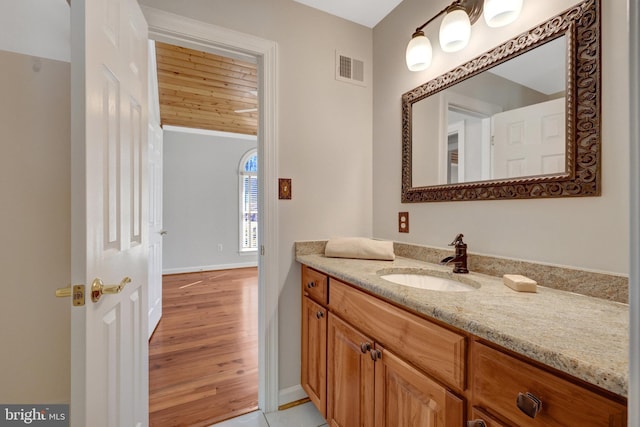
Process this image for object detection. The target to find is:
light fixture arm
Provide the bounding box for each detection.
[407,0,522,72]
[413,0,484,35]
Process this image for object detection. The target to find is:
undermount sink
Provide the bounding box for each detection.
[380,272,478,292]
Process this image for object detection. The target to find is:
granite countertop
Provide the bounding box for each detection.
[296,253,629,398]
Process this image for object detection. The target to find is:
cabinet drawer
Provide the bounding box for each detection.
[329,279,466,391]
[472,342,626,427]
[301,265,328,305]
[470,407,511,427]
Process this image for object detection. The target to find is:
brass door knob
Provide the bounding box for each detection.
[91,277,131,303]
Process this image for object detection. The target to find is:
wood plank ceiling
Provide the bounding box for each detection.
[155,42,258,136]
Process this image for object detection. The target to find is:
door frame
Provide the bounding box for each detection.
[630,0,640,424]
[141,6,280,413]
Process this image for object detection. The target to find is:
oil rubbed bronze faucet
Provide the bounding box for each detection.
[440,233,469,274]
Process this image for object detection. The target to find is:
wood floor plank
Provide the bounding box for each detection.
[149,268,259,426]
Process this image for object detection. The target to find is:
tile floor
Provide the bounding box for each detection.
[209,402,327,427]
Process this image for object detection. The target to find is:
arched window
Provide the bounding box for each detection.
[239,149,258,252]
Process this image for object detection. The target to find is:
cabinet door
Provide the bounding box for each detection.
[301,296,327,418]
[328,314,375,427]
[374,346,464,427]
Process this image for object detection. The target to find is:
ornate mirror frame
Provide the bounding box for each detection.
[401,0,601,202]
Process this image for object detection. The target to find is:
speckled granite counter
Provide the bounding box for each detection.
[295,252,629,398]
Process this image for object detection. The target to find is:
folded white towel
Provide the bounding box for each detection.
[325,237,395,261]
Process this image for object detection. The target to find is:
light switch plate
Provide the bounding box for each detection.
[398,212,409,233]
[279,178,292,199]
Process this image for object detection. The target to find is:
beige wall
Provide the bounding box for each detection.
[139,0,374,396]
[373,0,629,275]
[0,50,71,403]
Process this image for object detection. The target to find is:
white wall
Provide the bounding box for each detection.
[0,50,70,403]
[373,0,630,275]
[0,0,70,62]
[162,129,258,273]
[139,0,374,395]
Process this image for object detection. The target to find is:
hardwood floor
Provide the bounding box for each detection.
[149,268,259,427]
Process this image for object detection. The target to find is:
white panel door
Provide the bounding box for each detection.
[492,97,565,179]
[147,40,163,339]
[70,0,149,425]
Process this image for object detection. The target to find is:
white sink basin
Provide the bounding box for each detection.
[380,273,477,292]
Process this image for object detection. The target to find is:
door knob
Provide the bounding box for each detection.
[91,277,131,303]
[159,230,167,235]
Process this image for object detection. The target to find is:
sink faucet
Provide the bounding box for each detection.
[440,233,469,274]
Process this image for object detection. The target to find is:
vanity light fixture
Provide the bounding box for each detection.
[406,0,523,71]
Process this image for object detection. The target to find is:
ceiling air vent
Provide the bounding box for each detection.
[336,51,365,86]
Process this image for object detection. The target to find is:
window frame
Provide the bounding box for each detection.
[239,149,258,253]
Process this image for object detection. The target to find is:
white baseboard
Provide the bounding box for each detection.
[278,384,308,407]
[163,261,258,275]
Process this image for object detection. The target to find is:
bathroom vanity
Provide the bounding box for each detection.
[297,248,628,426]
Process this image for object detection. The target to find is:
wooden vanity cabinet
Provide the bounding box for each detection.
[301,265,328,417]
[326,303,464,427]
[300,263,627,427]
[309,271,465,427]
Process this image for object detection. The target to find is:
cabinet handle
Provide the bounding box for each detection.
[360,342,371,353]
[517,392,542,418]
[316,311,324,319]
[307,281,316,289]
[370,349,381,361]
[467,421,487,427]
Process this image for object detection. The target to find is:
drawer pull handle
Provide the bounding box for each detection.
[306,281,316,289]
[360,342,371,353]
[467,421,487,427]
[316,311,324,319]
[370,349,381,361]
[517,392,542,418]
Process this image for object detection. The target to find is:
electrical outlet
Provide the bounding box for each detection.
[399,212,409,233]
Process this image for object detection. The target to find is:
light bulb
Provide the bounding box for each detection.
[439,8,471,53]
[406,31,433,71]
[484,0,523,28]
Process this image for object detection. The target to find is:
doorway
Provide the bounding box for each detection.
[144,5,280,418]
[148,41,260,424]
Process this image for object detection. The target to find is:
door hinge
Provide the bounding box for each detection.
[260,245,265,256]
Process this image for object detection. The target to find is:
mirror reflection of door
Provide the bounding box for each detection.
[446,107,491,184]
[491,97,566,179]
[447,122,464,184]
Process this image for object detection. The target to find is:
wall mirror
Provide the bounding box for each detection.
[402,0,600,202]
